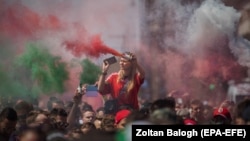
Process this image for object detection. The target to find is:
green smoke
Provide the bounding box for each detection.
[16,42,69,95]
[79,59,101,85]
[0,65,21,97]
[0,39,33,105]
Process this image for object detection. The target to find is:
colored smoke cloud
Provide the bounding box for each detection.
[0,0,250,105]
[140,0,249,102]
[0,0,122,59]
[0,0,138,105]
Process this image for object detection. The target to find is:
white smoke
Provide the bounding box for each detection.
[157,0,250,67]
[184,0,241,54]
[230,37,250,67]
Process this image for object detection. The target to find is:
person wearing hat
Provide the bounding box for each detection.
[183,118,197,125]
[98,52,145,111]
[211,107,232,125]
[115,109,131,130]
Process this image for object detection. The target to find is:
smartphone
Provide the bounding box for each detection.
[77,82,83,94]
[86,85,98,97]
[103,56,117,65]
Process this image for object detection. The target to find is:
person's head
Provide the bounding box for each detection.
[104,99,118,115]
[183,118,197,125]
[234,98,250,125]
[82,109,95,124]
[211,107,232,125]
[49,108,68,131]
[176,108,190,120]
[118,52,137,94]
[93,118,102,129]
[202,105,214,122]
[219,100,235,117]
[94,107,105,129]
[82,103,93,112]
[17,127,45,141]
[149,107,180,125]
[126,109,150,123]
[77,129,116,141]
[96,107,105,119]
[115,109,131,130]
[26,110,49,125]
[26,110,52,133]
[150,98,176,114]
[67,127,84,141]
[47,97,58,111]
[14,100,34,125]
[100,114,115,132]
[189,99,204,122]
[0,107,18,137]
[46,131,67,141]
[51,100,64,110]
[47,97,64,111]
[81,122,96,134]
[119,52,136,73]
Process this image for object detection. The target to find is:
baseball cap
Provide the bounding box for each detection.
[183,118,197,125]
[115,109,131,124]
[213,107,231,120]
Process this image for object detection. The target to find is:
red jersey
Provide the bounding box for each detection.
[103,72,144,110]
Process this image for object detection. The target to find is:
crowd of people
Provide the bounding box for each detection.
[0,52,250,141]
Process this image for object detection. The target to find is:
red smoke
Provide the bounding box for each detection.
[0,2,121,58]
[63,34,123,58]
[0,3,63,39]
[192,52,246,83]
[140,44,247,102]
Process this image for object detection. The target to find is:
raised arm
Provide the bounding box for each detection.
[67,85,86,129]
[97,60,110,93]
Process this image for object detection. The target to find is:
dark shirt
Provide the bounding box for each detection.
[0,134,10,141]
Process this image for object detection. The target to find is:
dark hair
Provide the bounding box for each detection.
[82,103,93,112]
[190,99,203,110]
[150,107,179,125]
[46,131,66,141]
[18,126,46,141]
[150,98,176,113]
[211,116,231,125]
[100,114,115,132]
[0,107,18,121]
[47,97,60,111]
[104,99,118,115]
[190,99,203,105]
[14,100,34,113]
[50,108,68,117]
[26,109,49,125]
[49,96,58,101]
[81,122,96,129]
[96,107,105,113]
[235,98,250,122]
[78,129,116,141]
